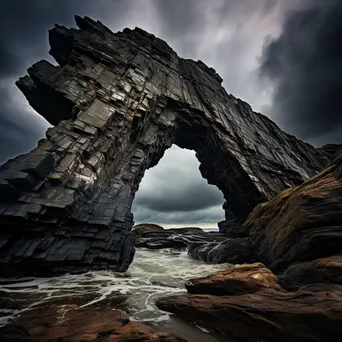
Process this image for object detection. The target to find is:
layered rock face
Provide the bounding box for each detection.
[0,16,328,275]
[245,150,342,272]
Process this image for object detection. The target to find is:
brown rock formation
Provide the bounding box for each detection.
[130,223,165,242]
[245,151,342,272]
[156,152,342,341]
[281,255,342,290]
[185,262,282,295]
[157,286,342,342]
[0,305,186,342]
[0,16,329,275]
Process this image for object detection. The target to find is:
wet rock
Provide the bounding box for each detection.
[218,202,248,237]
[246,151,342,272]
[133,225,225,249]
[156,286,342,342]
[0,305,186,342]
[0,16,329,275]
[319,143,342,158]
[218,219,248,237]
[188,238,256,264]
[186,262,282,295]
[281,255,342,290]
[130,224,165,242]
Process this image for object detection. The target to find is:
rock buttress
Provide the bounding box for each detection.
[0,16,328,275]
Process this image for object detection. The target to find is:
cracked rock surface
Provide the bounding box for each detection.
[0,16,329,276]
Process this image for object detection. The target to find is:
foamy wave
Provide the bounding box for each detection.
[0,248,229,326]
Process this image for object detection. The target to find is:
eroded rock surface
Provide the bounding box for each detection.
[157,286,342,342]
[131,224,226,249]
[188,238,256,264]
[156,152,342,341]
[0,16,329,275]
[157,262,342,341]
[0,305,186,342]
[186,262,282,295]
[281,255,342,290]
[130,223,165,243]
[245,151,342,272]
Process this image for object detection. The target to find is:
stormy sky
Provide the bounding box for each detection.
[0,0,341,228]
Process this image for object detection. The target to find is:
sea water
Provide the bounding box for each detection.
[0,246,228,341]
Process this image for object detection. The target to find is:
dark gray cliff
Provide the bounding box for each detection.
[0,16,328,276]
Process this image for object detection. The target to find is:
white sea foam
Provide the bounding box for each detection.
[0,248,229,327]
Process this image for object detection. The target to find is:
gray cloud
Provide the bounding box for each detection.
[133,202,224,227]
[260,0,342,145]
[0,0,131,79]
[132,146,224,213]
[133,148,225,226]
[0,86,49,164]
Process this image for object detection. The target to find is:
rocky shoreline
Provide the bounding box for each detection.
[155,150,342,341]
[2,153,342,339]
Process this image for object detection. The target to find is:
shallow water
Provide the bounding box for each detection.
[0,248,230,341]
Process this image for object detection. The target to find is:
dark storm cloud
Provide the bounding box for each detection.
[133,201,224,226]
[135,186,222,212]
[151,0,205,38]
[0,0,131,164]
[132,147,225,226]
[0,86,49,164]
[0,0,130,79]
[260,0,342,145]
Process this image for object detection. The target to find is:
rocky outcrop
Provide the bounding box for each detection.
[245,151,342,272]
[185,262,282,295]
[156,152,342,341]
[0,305,186,342]
[157,286,342,342]
[135,232,226,250]
[131,224,226,249]
[157,262,342,342]
[130,223,165,242]
[188,238,256,264]
[319,144,342,158]
[0,16,329,275]
[280,255,342,290]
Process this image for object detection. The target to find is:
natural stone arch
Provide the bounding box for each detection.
[0,16,328,276]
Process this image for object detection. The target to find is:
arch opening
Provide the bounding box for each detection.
[132,145,225,229]
[128,103,267,237]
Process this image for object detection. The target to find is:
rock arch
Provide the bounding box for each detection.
[0,16,328,276]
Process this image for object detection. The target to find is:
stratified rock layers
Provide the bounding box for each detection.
[0,16,328,275]
[246,151,342,272]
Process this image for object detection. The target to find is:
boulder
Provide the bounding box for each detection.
[188,238,256,264]
[130,224,165,242]
[185,262,282,295]
[0,305,186,342]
